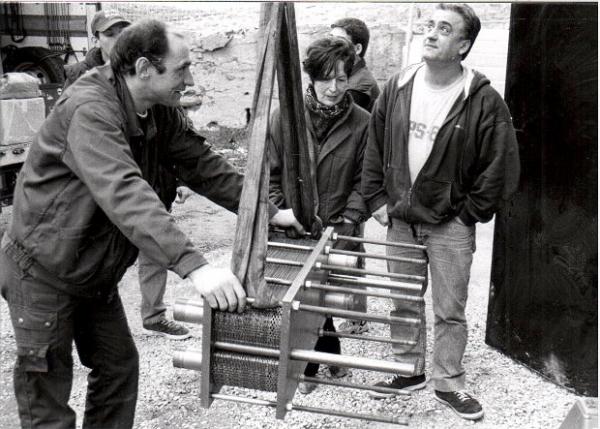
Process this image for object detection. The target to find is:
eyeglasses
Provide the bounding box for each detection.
[425,21,454,37]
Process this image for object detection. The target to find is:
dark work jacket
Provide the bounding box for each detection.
[63,48,178,209]
[5,65,244,297]
[362,63,520,226]
[63,47,104,89]
[269,101,370,226]
[348,58,380,113]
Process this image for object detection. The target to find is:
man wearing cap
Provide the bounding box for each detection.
[64,11,130,87]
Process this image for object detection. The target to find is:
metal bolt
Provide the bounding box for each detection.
[18,318,23,324]
[44,322,51,327]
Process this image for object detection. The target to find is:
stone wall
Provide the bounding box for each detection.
[184,25,406,128]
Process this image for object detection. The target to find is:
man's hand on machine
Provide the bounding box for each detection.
[270,208,306,235]
[188,265,247,313]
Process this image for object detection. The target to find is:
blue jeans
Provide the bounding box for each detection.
[137,252,168,325]
[0,246,139,429]
[387,217,475,392]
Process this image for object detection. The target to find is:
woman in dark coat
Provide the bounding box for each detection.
[268,36,371,393]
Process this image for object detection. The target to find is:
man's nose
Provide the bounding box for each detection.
[426,25,438,39]
[184,68,195,87]
[327,79,338,92]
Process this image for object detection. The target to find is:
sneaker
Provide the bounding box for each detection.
[143,319,191,340]
[337,320,369,335]
[328,365,350,378]
[298,382,317,395]
[368,374,427,399]
[434,390,484,420]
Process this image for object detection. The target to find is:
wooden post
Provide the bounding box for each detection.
[230,3,282,307]
[276,3,319,233]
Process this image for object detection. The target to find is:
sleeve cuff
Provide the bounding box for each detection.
[173,252,209,279]
[343,209,363,224]
[366,192,388,216]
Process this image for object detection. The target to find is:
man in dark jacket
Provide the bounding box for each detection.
[0,19,301,428]
[362,4,519,421]
[330,17,380,112]
[65,10,196,340]
[64,10,131,87]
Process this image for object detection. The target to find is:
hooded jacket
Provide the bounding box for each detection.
[4,65,244,297]
[362,63,520,226]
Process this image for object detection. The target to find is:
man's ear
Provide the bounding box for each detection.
[135,57,152,79]
[458,39,471,57]
[354,42,363,57]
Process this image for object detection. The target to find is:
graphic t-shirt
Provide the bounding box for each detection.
[408,67,466,184]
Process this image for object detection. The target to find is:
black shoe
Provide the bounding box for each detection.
[368,374,427,399]
[328,365,350,378]
[143,319,191,340]
[434,390,484,420]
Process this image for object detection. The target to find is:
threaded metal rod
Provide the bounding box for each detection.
[318,328,417,346]
[209,341,415,375]
[265,276,293,285]
[316,263,425,283]
[327,247,427,265]
[267,241,313,251]
[211,393,409,425]
[300,375,411,396]
[328,274,423,293]
[306,281,423,303]
[291,349,414,375]
[333,233,426,250]
[295,302,420,326]
[266,257,305,267]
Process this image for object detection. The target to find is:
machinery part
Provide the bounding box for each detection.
[294,302,420,326]
[300,375,411,396]
[328,273,423,293]
[177,341,414,376]
[325,245,427,265]
[316,262,426,283]
[305,281,424,303]
[332,232,427,250]
[213,306,282,349]
[211,393,409,426]
[318,328,417,346]
[173,349,280,392]
[175,225,417,424]
[213,351,279,392]
[3,47,65,84]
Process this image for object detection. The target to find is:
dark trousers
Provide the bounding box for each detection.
[0,249,139,429]
[304,317,339,376]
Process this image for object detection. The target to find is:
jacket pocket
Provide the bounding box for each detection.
[415,178,454,216]
[384,167,410,218]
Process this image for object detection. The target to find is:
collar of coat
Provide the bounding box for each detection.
[397,62,480,100]
[97,64,157,141]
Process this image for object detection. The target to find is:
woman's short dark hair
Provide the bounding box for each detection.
[110,19,169,76]
[302,37,355,82]
[330,17,370,58]
[437,3,481,60]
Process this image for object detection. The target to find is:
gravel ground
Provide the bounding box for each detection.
[0,194,582,429]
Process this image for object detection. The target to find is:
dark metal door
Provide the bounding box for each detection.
[487,3,597,396]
